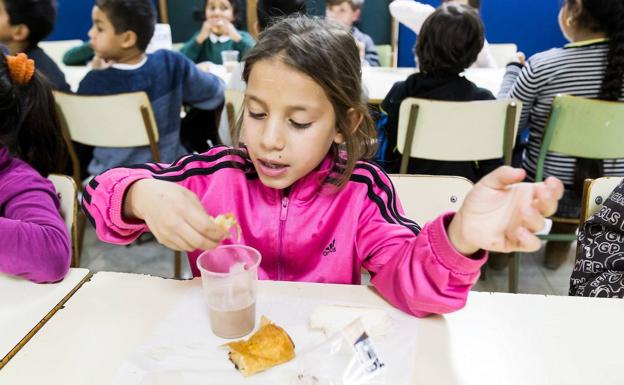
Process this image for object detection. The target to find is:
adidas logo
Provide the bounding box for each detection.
[323,239,336,256]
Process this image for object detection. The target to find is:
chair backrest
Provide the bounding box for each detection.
[397,98,521,173]
[580,177,624,224]
[376,44,392,67]
[48,174,79,267]
[535,95,624,181]
[488,43,518,68]
[389,174,473,224]
[39,39,84,66]
[54,91,160,184]
[225,89,245,133]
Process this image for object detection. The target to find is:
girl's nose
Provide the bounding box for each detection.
[260,119,286,151]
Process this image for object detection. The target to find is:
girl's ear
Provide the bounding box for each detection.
[120,30,138,49]
[10,24,29,43]
[334,108,364,144]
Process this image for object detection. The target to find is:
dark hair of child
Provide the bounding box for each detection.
[3,0,56,49]
[95,0,156,51]
[416,3,484,77]
[0,55,66,176]
[256,0,307,31]
[203,0,247,30]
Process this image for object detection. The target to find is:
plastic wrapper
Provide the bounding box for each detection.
[291,319,387,385]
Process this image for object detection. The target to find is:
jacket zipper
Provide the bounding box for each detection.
[277,196,289,280]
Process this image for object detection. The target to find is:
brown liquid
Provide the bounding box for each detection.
[209,302,256,339]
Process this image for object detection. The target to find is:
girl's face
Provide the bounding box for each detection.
[242,58,345,190]
[205,0,235,35]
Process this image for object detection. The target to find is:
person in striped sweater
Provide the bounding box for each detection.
[498,0,624,269]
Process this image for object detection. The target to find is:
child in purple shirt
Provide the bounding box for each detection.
[0,52,71,283]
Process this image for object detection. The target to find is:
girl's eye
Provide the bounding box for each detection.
[289,119,312,129]
[248,111,266,120]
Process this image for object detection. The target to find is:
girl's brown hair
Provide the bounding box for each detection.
[232,16,377,188]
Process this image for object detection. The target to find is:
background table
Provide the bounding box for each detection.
[363,67,506,104]
[1,271,623,384]
[0,268,91,368]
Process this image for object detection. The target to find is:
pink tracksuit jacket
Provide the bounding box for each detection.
[83,146,486,317]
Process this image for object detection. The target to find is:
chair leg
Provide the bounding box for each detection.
[508,252,519,293]
[174,251,182,279]
[74,212,87,267]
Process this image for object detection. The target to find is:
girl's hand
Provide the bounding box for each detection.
[224,21,242,42]
[355,39,366,61]
[124,179,228,252]
[197,20,215,44]
[447,166,564,256]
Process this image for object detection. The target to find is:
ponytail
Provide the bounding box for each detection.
[0,54,66,176]
[570,0,624,193]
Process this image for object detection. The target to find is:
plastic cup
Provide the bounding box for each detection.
[221,50,239,72]
[197,245,261,338]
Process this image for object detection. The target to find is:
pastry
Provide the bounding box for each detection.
[225,316,295,377]
[214,213,241,241]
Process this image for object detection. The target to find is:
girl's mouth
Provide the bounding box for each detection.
[257,159,289,177]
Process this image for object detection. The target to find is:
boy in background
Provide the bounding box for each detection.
[78,0,224,176]
[0,0,70,91]
[325,0,379,66]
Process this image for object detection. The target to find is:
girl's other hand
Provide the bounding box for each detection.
[124,179,228,252]
[225,21,242,42]
[447,166,564,256]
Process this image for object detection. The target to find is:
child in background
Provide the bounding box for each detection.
[0,53,71,283]
[498,0,624,270]
[77,0,224,176]
[571,179,624,297]
[83,17,563,317]
[381,3,499,180]
[0,0,70,91]
[180,0,254,64]
[389,0,496,68]
[325,0,379,67]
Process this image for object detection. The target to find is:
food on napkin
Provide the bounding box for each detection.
[309,305,392,338]
[214,213,241,241]
[224,316,295,377]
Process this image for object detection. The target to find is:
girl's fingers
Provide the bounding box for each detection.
[533,178,564,217]
[513,226,541,252]
[177,222,220,251]
[522,206,546,233]
[185,207,228,242]
[479,166,526,190]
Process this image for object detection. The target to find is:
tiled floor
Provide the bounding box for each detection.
[79,224,577,295]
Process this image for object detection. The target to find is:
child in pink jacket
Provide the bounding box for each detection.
[83,17,563,317]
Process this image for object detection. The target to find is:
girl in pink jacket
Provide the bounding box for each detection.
[83,17,563,317]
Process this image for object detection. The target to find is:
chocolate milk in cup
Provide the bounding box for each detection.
[197,245,261,338]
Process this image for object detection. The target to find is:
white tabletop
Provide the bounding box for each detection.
[63,63,234,93]
[0,268,91,368]
[1,271,623,384]
[363,66,506,104]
